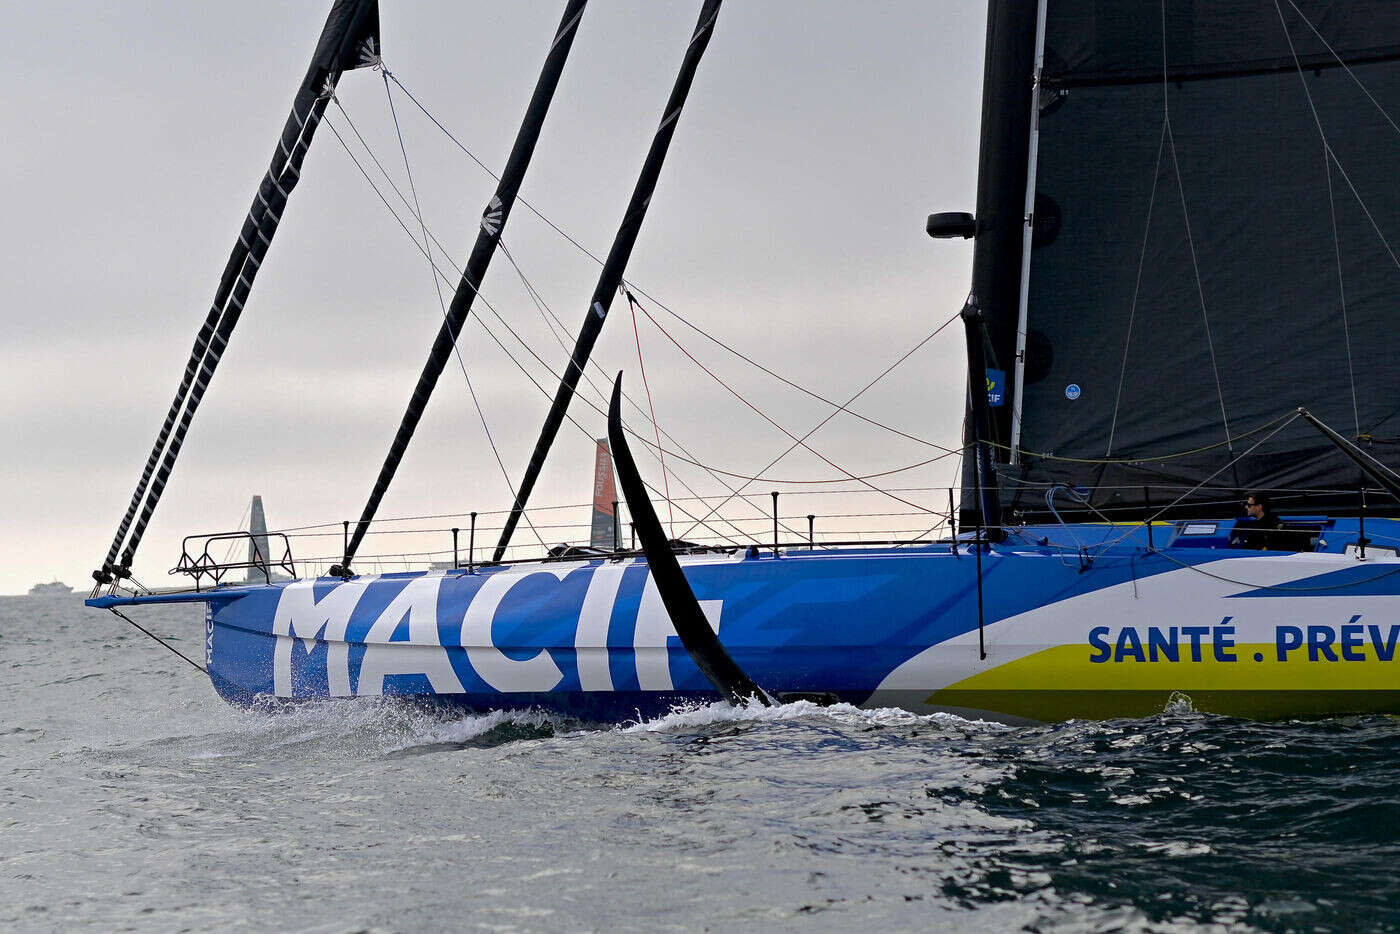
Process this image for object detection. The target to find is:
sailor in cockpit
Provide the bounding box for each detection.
[1236,492,1282,550]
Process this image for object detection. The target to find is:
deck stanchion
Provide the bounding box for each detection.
[468,512,477,572]
[771,491,780,557]
[948,488,960,558]
[971,493,988,660]
[630,523,636,550]
[452,527,460,570]
[613,500,620,553]
[974,523,986,660]
[1359,486,1369,560]
[341,521,350,580]
[1143,486,1154,551]
[808,514,815,549]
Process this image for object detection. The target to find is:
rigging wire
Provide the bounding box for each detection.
[267,484,979,538]
[360,82,970,548]
[497,240,574,349]
[1324,150,1361,435]
[1284,0,1400,138]
[106,608,206,674]
[494,240,776,543]
[336,0,594,570]
[373,76,546,550]
[327,78,977,547]
[1160,0,1234,462]
[626,295,964,540]
[626,292,676,537]
[311,189,738,557]
[904,450,968,543]
[439,280,750,546]
[450,284,751,545]
[328,97,772,543]
[623,281,956,453]
[328,71,1313,556]
[218,498,253,567]
[1272,1,1362,436]
[1087,409,1305,556]
[1106,118,1167,456]
[639,295,941,515]
[325,103,545,551]
[384,72,958,456]
[324,99,959,489]
[1317,147,1400,280]
[1265,6,1400,433]
[387,73,607,268]
[268,475,1386,545]
[997,409,1302,465]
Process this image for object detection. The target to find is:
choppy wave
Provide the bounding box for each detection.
[5,596,1399,931]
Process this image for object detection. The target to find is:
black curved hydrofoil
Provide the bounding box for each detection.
[607,374,773,707]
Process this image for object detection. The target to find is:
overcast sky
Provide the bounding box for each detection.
[0,1,986,594]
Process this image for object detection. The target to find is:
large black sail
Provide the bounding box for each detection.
[339,0,589,571]
[95,0,381,584]
[993,0,1400,516]
[493,0,724,562]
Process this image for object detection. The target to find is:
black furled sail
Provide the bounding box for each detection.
[966,0,1400,520]
[338,0,589,573]
[493,0,724,562]
[957,0,1038,530]
[95,0,381,586]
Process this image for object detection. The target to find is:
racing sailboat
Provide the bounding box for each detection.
[89,0,1400,722]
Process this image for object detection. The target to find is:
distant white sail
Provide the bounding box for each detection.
[247,495,275,583]
[589,439,618,550]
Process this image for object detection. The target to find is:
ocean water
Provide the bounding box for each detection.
[4,595,1398,933]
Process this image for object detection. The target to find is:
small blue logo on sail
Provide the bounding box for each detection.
[1065,383,1081,401]
[985,369,1005,407]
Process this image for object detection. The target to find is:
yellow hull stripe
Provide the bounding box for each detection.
[931,643,1400,720]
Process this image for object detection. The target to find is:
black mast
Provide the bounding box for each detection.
[337,0,590,573]
[94,0,381,586]
[493,0,723,563]
[958,0,1038,529]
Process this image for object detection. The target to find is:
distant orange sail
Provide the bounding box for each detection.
[590,438,618,549]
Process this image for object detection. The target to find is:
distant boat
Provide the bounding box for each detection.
[246,495,292,584]
[29,581,74,597]
[589,438,619,551]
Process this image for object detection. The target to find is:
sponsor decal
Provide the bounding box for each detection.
[269,564,723,697]
[357,37,381,69]
[1088,616,1399,664]
[480,195,504,235]
[985,368,1005,407]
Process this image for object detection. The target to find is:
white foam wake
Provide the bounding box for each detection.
[620,698,1003,734]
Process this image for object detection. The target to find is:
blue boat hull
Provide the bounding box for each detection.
[91,525,1400,723]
